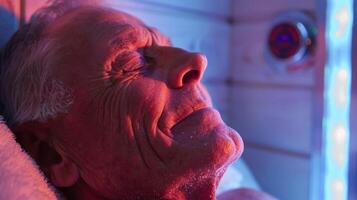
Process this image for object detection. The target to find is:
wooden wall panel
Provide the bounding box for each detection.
[205,82,230,123]
[230,85,313,154]
[132,0,231,17]
[231,22,315,87]
[231,1,318,199]
[233,0,315,21]
[243,147,310,200]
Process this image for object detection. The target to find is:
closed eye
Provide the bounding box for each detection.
[144,55,155,65]
[111,50,145,74]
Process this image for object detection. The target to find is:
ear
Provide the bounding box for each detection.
[13,121,80,187]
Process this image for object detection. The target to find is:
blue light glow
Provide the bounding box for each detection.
[324,0,353,200]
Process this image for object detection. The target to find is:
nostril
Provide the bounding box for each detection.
[182,70,200,85]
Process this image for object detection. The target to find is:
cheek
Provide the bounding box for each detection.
[58,111,130,196]
[56,87,126,167]
[125,79,168,121]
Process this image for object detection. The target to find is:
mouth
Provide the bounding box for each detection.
[169,106,244,169]
[170,107,224,137]
[170,105,209,127]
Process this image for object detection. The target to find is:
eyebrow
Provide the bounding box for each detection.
[107,24,152,51]
[146,27,172,46]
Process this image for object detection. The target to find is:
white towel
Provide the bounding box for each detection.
[0,119,57,200]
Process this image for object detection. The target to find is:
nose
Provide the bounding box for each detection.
[169,52,207,88]
[147,46,207,88]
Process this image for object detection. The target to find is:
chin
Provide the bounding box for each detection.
[171,107,244,169]
[212,124,243,169]
[166,108,243,196]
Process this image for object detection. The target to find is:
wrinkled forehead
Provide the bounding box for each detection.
[45,6,171,50]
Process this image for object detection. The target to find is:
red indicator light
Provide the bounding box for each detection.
[268,22,302,59]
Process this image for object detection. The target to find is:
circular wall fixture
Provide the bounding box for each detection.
[265,11,316,72]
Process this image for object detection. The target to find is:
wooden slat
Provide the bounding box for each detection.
[204,82,230,122]
[229,84,313,154]
[243,146,310,200]
[233,0,315,21]
[130,0,231,19]
[25,0,232,19]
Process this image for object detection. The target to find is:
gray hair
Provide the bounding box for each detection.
[0,1,80,126]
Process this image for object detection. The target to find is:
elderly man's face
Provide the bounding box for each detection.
[23,7,243,199]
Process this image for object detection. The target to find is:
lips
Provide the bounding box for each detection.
[170,107,224,137]
[169,107,244,168]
